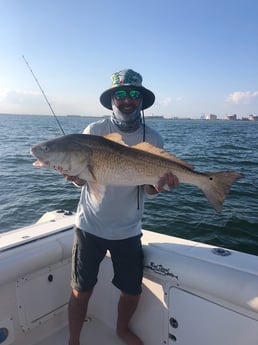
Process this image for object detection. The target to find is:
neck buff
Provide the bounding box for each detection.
[111,99,143,132]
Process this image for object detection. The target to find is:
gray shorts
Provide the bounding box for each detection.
[71,227,143,295]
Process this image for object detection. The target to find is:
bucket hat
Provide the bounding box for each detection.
[100,69,155,110]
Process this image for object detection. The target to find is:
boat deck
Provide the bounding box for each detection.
[36,316,124,345]
[1,211,258,345]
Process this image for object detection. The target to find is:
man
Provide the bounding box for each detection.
[66,69,178,345]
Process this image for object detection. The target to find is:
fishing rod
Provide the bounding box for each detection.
[22,55,65,135]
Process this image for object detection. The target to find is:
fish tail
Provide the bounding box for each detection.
[200,171,244,213]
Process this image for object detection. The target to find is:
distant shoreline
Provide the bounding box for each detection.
[0,113,257,122]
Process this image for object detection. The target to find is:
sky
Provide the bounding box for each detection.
[1,0,258,118]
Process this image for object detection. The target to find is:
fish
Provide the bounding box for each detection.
[30,133,244,213]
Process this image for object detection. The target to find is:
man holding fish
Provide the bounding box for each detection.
[30,68,243,345]
[66,69,178,345]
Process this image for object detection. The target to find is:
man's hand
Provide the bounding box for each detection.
[62,174,86,186]
[146,172,179,195]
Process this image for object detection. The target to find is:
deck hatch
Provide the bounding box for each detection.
[16,260,71,332]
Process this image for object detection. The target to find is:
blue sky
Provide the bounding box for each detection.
[1,0,258,118]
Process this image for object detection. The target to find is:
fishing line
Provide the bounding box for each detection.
[22,55,65,135]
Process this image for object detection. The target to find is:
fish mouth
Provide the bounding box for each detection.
[32,159,47,167]
[30,147,48,167]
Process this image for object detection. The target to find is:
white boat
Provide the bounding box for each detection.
[0,210,257,345]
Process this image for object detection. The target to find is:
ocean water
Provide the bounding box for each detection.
[0,114,257,255]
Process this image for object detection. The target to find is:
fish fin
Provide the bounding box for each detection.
[104,133,128,146]
[86,164,106,204]
[133,142,194,170]
[88,181,106,205]
[105,133,193,170]
[200,171,244,213]
[87,164,97,182]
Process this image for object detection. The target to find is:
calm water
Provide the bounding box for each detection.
[0,114,257,255]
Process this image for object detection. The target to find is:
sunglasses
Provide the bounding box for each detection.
[113,89,142,101]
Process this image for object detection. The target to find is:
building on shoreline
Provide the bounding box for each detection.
[248,114,258,121]
[205,114,217,120]
[225,114,237,120]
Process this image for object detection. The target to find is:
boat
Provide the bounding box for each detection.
[0,209,257,345]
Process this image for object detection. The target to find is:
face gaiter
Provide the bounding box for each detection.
[111,99,143,132]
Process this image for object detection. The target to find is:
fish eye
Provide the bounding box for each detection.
[43,145,50,152]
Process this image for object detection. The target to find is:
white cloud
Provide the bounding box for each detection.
[160,96,172,107]
[0,88,10,101]
[0,88,52,114]
[175,96,183,102]
[159,96,183,107]
[0,88,87,115]
[0,88,41,104]
[226,91,258,104]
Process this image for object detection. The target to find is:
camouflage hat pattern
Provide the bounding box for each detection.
[100,69,155,110]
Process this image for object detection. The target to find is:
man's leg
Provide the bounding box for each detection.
[68,289,93,345]
[69,229,106,345]
[116,292,144,345]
